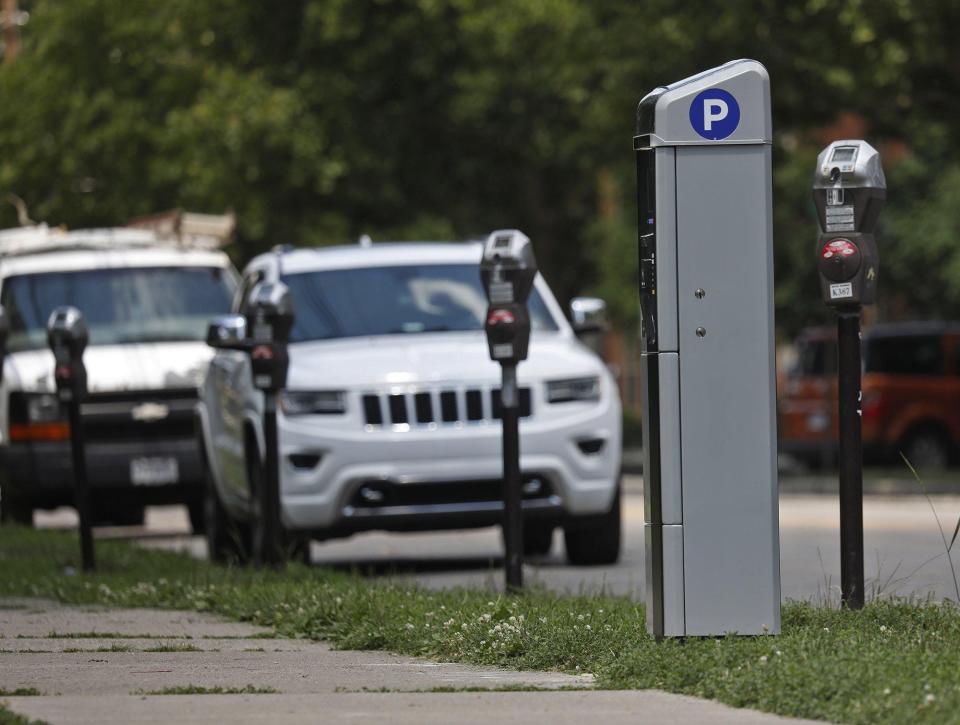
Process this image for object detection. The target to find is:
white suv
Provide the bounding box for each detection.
[0,224,237,528]
[197,241,622,564]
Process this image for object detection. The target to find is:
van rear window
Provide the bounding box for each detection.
[864,336,943,376]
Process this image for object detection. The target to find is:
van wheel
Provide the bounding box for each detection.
[564,485,621,566]
[902,428,951,473]
[522,522,554,557]
[205,465,250,565]
[0,488,33,526]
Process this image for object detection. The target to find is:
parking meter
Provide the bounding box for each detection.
[245,282,294,392]
[480,229,538,591]
[813,141,886,309]
[0,306,8,385]
[480,230,536,364]
[231,281,294,568]
[813,140,886,611]
[46,306,94,571]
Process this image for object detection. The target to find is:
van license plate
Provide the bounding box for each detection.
[131,457,179,486]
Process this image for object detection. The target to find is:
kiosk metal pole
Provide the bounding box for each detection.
[837,312,864,609]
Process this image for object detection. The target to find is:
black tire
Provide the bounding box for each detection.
[111,504,145,527]
[204,460,251,565]
[564,485,621,566]
[901,427,951,473]
[187,495,206,535]
[522,522,554,557]
[0,488,33,526]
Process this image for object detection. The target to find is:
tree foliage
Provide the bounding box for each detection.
[2,0,959,333]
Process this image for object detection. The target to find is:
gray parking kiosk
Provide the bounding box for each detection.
[634,59,780,637]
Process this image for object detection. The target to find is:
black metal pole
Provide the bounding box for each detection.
[837,311,864,609]
[67,392,95,572]
[501,362,523,590]
[260,392,283,569]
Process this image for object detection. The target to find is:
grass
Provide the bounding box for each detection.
[3,527,960,723]
[133,684,277,695]
[0,703,47,725]
[142,643,204,653]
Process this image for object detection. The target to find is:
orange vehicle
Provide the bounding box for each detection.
[779,322,960,471]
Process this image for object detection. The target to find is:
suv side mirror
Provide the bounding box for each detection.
[569,297,607,335]
[206,314,247,350]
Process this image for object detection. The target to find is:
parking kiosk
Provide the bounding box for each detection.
[634,60,780,637]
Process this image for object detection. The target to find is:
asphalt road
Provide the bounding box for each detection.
[33,473,960,603]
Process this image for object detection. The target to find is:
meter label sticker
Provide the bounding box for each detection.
[826,220,855,232]
[689,88,741,141]
[829,283,853,300]
[489,281,514,304]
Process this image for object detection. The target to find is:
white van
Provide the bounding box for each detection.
[0,224,237,528]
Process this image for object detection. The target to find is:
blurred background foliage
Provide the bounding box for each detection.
[2,0,960,335]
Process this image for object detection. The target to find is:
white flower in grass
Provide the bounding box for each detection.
[880,625,887,632]
[405,623,415,631]
[925,694,936,704]
[759,655,768,663]
[883,688,891,696]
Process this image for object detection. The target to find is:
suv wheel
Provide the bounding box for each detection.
[247,448,308,566]
[563,484,621,566]
[902,428,951,473]
[522,522,554,557]
[187,495,206,535]
[0,488,33,526]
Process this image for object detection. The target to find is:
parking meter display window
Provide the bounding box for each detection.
[282,265,557,343]
[1,267,233,353]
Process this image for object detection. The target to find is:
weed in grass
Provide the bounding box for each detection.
[6,527,960,724]
[40,632,190,640]
[133,685,277,695]
[142,643,203,653]
[0,690,40,698]
[902,452,960,602]
[242,647,265,652]
[62,644,132,653]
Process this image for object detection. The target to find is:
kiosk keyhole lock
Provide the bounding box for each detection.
[46,306,95,572]
[480,229,538,592]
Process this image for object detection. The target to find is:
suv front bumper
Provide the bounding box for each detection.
[277,396,621,533]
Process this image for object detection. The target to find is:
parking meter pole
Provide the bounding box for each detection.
[501,362,523,591]
[67,390,95,572]
[260,392,283,569]
[837,312,864,609]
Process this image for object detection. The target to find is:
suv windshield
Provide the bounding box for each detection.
[282,264,559,342]
[1,266,235,352]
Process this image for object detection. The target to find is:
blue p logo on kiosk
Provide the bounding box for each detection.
[634,60,779,638]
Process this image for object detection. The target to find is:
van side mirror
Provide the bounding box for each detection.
[206,314,247,350]
[569,297,607,335]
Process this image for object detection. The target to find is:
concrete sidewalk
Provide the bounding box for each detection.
[1,599,819,724]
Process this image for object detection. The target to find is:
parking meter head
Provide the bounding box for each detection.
[813,140,885,310]
[479,229,538,306]
[46,306,88,396]
[245,281,294,345]
[813,140,886,234]
[206,314,247,350]
[244,282,293,391]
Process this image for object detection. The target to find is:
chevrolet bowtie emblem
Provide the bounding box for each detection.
[131,402,170,422]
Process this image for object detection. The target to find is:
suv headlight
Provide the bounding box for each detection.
[280,390,347,416]
[545,377,601,404]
